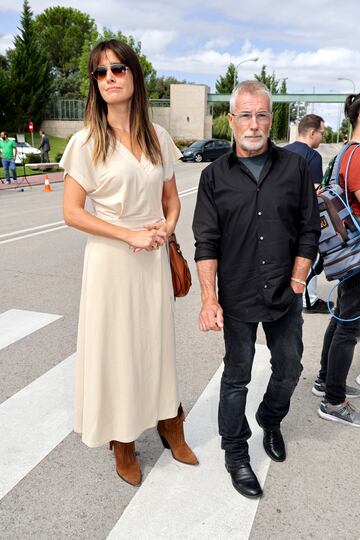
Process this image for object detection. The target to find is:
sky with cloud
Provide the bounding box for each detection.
[1,0,359,128]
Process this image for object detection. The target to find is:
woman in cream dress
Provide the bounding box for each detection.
[61,39,198,486]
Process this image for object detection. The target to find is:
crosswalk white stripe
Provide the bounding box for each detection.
[107,344,271,540]
[0,220,64,239]
[0,353,75,500]
[0,309,62,350]
[0,226,68,245]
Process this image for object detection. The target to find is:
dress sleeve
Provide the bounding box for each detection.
[59,130,97,193]
[155,125,182,182]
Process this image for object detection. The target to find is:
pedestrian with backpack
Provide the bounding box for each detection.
[285,114,331,313]
[315,93,360,425]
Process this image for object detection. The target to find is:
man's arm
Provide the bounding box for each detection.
[196,259,223,332]
[290,256,313,294]
[193,169,223,332]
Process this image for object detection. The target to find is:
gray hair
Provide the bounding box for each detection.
[229,80,273,113]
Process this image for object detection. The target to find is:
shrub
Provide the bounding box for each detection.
[25,153,41,163]
[212,114,231,140]
[173,138,196,150]
[55,152,63,162]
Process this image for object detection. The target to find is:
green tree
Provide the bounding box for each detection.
[34,7,96,98]
[273,78,288,141]
[0,54,10,125]
[255,65,289,141]
[8,0,53,131]
[213,63,237,117]
[290,102,307,122]
[323,125,335,143]
[339,117,351,142]
[79,28,156,98]
[34,7,96,75]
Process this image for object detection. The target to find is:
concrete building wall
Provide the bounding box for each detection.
[204,115,213,139]
[41,119,84,138]
[170,84,211,139]
[150,107,171,132]
[42,84,212,141]
[289,123,298,143]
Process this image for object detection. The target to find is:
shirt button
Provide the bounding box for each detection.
[264,284,268,289]
[262,260,266,265]
[258,211,262,216]
[259,236,264,241]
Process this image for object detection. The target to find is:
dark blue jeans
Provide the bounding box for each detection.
[2,158,17,182]
[319,273,360,405]
[219,294,304,466]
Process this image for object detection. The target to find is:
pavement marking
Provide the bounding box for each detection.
[0,309,62,350]
[107,344,272,540]
[0,187,198,245]
[0,225,68,245]
[0,353,75,500]
[0,220,64,239]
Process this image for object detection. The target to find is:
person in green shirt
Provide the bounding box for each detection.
[0,131,17,184]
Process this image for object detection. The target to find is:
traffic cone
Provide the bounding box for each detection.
[43,174,53,192]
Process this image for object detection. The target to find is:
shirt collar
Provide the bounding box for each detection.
[227,139,277,167]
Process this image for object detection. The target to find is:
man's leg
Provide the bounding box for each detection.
[319,275,360,426]
[258,294,304,427]
[325,276,360,405]
[3,159,10,182]
[314,289,360,399]
[219,316,257,466]
[9,159,17,181]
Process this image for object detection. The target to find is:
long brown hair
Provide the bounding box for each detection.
[85,39,161,165]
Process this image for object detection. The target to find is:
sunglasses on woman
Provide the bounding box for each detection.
[91,63,128,81]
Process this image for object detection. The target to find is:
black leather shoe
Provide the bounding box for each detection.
[226,463,263,498]
[256,411,286,462]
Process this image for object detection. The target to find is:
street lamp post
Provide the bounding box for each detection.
[232,57,259,92]
[230,56,259,144]
[337,77,356,93]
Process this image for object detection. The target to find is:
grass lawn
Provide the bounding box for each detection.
[1,133,68,177]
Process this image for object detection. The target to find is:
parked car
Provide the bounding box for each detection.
[181,139,231,162]
[8,138,41,164]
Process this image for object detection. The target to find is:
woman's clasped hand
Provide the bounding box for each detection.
[127,225,168,252]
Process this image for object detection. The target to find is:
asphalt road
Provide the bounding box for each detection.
[0,159,359,540]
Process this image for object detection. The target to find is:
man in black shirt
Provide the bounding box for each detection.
[192,81,320,499]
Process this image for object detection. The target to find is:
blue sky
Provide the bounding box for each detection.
[1,0,360,127]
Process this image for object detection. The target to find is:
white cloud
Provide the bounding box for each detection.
[204,38,232,50]
[135,29,176,55]
[1,0,359,103]
[0,34,13,55]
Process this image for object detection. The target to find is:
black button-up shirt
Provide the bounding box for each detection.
[192,141,321,322]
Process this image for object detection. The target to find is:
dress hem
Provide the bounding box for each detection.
[74,404,180,448]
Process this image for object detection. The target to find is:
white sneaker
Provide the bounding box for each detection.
[356,374,360,386]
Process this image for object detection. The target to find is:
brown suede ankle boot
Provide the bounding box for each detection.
[109,440,142,486]
[157,404,199,465]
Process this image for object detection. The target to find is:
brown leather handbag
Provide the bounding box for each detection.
[168,233,192,297]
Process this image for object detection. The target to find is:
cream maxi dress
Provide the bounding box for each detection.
[60,124,182,447]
